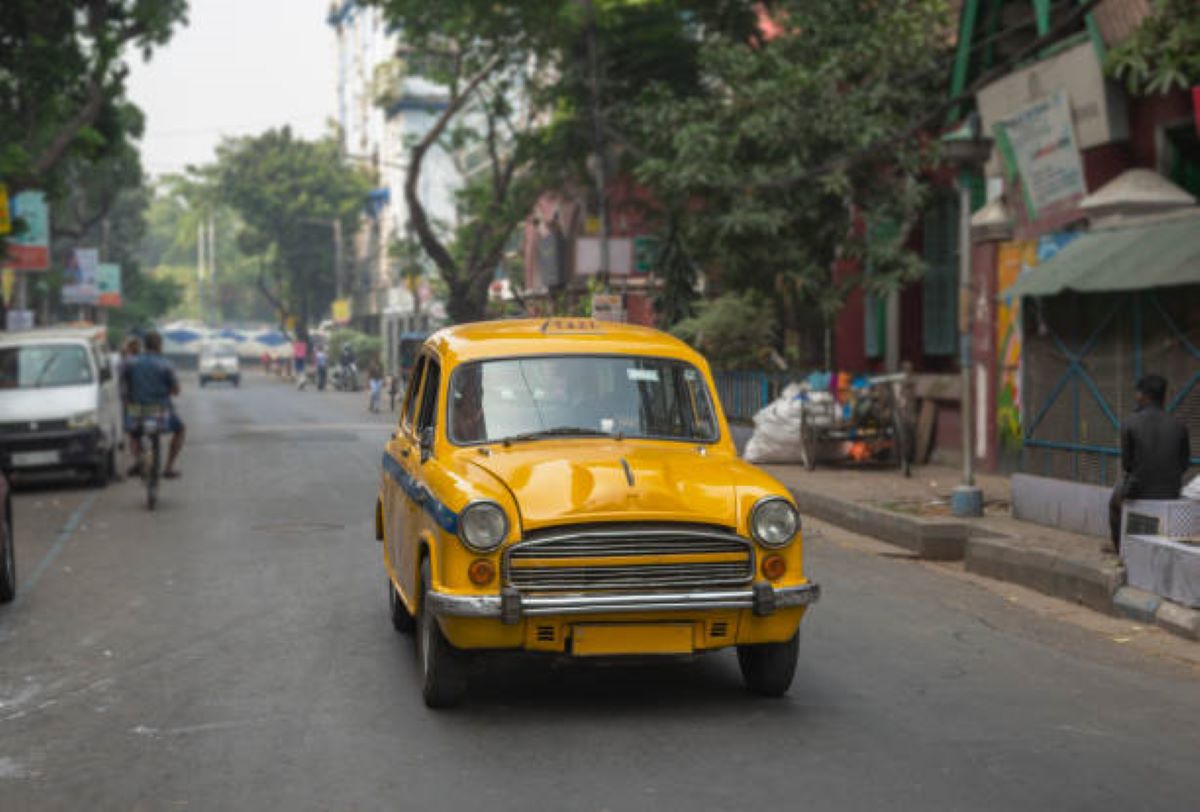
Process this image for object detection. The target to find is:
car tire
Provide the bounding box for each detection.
[737,632,799,697]
[388,576,415,633]
[0,498,15,604]
[417,558,467,708]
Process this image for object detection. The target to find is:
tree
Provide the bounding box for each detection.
[629,0,951,347]
[670,292,776,370]
[214,128,372,331]
[1106,0,1200,95]
[367,0,759,323]
[0,0,188,195]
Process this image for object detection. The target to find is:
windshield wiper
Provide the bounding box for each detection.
[497,426,612,446]
[32,354,60,388]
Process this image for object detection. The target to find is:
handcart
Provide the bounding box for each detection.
[798,371,915,477]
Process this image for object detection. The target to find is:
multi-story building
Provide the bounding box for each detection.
[328,1,457,369]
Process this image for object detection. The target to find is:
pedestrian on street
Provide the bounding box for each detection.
[368,363,383,413]
[315,346,328,391]
[1108,374,1191,554]
[294,336,309,390]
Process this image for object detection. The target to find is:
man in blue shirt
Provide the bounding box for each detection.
[123,331,186,478]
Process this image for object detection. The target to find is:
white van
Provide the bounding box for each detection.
[198,340,240,387]
[0,327,123,485]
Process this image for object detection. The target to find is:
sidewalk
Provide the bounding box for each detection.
[763,462,1200,642]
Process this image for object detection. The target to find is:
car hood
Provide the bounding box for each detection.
[466,441,738,530]
[0,386,96,422]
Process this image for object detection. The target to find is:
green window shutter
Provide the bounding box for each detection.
[863,220,900,360]
[922,195,959,356]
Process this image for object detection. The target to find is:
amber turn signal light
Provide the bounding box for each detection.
[761,554,787,581]
[468,559,496,586]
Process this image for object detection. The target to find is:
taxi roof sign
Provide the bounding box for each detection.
[539,318,604,334]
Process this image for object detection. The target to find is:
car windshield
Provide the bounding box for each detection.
[448,355,720,445]
[205,343,237,359]
[0,344,94,389]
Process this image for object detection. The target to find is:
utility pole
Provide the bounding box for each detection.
[208,215,217,324]
[583,0,609,288]
[333,217,344,299]
[197,221,206,323]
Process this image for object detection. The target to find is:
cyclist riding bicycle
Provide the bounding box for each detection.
[124,331,186,478]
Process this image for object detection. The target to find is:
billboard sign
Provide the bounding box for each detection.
[4,191,50,270]
[62,248,100,305]
[0,184,10,235]
[993,90,1086,220]
[96,262,122,307]
[591,293,625,322]
[331,298,351,325]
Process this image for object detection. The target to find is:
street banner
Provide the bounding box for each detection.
[331,298,351,325]
[1,268,13,304]
[96,262,122,307]
[591,293,625,322]
[62,248,100,305]
[992,90,1086,220]
[0,184,10,235]
[4,191,50,270]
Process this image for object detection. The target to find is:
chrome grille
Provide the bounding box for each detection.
[505,524,754,591]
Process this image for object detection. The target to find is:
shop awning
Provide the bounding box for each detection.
[1004,213,1200,298]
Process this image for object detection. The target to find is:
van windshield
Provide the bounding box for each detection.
[0,345,94,389]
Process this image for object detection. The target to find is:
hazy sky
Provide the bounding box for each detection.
[126,0,338,176]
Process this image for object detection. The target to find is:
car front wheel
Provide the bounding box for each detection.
[737,632,799,697]
[1,498,15,604]
[417,559,467,708]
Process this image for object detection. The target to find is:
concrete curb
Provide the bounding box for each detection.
[789,487,968,560]
[963,535,1124,615]
[1155,601,1200,641]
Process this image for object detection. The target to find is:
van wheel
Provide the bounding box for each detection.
[0,498,15,604]
[417,559,467,708]
[737,633,799,697]
[388,577,415,633]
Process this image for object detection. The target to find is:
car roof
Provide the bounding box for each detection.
[427,318,707,367]
[0,326,105,346]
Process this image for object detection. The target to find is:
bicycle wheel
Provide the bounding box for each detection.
[146,434,160,510]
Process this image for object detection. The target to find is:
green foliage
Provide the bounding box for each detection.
[214,129,373,327]
[1106,0,1200,95]
[670,292,776,370]
[330,328,383,370]
[629,0,949,323]
[0,0,187,195]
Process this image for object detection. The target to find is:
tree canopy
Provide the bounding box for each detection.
[0,0,188,195]
[214,128,373,330]
[1106,0,1200,95]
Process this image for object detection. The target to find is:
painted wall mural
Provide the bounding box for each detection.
[995,240,1035,451]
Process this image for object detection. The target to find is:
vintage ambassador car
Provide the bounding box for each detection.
[376,319,819,707]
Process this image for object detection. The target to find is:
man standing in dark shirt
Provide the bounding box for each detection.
[124,331,187,478]
[1109,374,1191,553]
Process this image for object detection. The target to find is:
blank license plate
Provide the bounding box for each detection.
[571,623,694,657]
[12,450,61,467]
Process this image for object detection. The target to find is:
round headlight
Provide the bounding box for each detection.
[751,497,799,548]
[458,501,508,552]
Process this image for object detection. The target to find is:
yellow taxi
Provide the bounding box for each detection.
[376,318,819,707]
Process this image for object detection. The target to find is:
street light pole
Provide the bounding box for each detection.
[941,114,992,519]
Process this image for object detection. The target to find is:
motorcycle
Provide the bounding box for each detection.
[331,362,359,392]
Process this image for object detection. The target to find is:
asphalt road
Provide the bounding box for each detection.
[2,372,1198,811]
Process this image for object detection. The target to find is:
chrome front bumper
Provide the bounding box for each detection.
[426,582,821,625]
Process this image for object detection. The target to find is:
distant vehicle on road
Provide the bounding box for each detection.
[0,326,122,486]
[198,340,240,387]
[375,318,820,707]
[1,471,13,603]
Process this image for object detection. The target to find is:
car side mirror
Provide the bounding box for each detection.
[419,427,435,463]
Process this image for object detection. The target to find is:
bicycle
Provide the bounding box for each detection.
[129,404,169,510]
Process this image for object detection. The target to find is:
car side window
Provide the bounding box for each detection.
[401,355,427,433]
[416,359,441,434]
